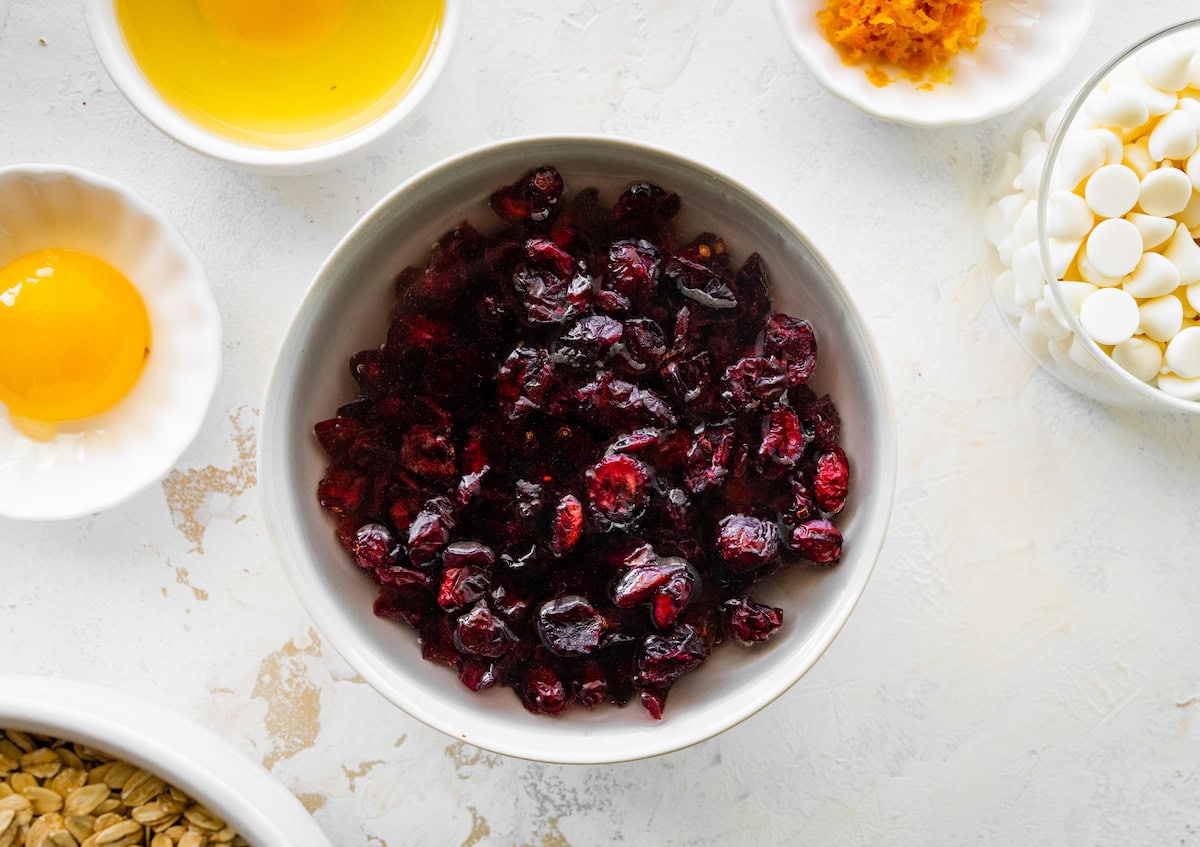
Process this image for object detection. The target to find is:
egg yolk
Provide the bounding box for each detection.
[115,0,444,149]
[0,250,151,424]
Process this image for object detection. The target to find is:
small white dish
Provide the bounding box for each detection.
[771,0,1098,127]
[0,165,221,521]
[0,675,333,846]
[260,135,897,764]
[84,0,461,173]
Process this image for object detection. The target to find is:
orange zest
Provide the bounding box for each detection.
[816,0,986,88]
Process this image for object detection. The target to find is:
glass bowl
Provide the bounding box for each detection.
[984,18,1200,413]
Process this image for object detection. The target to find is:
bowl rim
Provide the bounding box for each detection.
[0,162,222,522]
[0,675,332,846]
[259,133,898,763]
[769,0,1100,128]
[82,0,462,172]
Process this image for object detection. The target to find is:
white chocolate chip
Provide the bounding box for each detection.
[1192,50,1200,87]
[1113,336,1165,382]
[1128,74,1179,117]
[1128,212,1179,250]
[1165,325,1200,377]
[1054,130,1107,190]
[1138,293,1185,342]
[1148,110,1199,161]
[1157,371,1200,399]
[1139,167,1194,216]
[1047,190,1094,240]
[1164,223,1200,284]
[1123,251,1182,298]
[1187,149,1200,192]
[1034,297,1071,341]
[1091,129,1124,167]
[1047,238,1082,279]
[1122,139,1156,179]
[1080,286,1140,345]
[1085,85,1151,129]
[1077,253,1124,287]
[1011,243,1047,301]
[998,193,1026,228]
[1180,191,1200,231]
[1052,280,1098,321]
[1068,334,1105,372]
[1085,218,1144,278]
[1179,98,1200,130]
[1137,42,1196,92]
[1085,164,1141,217]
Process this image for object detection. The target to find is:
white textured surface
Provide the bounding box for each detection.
[3,1,1200,845]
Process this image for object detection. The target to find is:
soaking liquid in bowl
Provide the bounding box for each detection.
[115,0,444,149]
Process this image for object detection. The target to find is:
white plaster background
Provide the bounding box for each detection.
[2,1,1199,844]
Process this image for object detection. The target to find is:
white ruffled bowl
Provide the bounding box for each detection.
[0,676,332,846]
[771,0,1099,127]
[0,165,221,521]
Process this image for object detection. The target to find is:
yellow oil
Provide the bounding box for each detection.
[115,0,444,149]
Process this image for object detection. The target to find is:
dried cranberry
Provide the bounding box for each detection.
[454,602,517,658]
[612,182,680,230]
[519,665,569,715]
[716,515,780,572]
[784,476,817,525]
[635,624,709,688]
[511,265,587,325]
[667,256,737,310]
[552,315,623,369]
[661,353,712,406]
[490,166,564,224]
[813,446,850,515]
[374,587,428,630]
[496,346,554,421]
[536,595,607,657]
[585,455,651,531]
[616,318,667,373]
[606,239,661,303]
[733,253,771,338]
[575,374,677,430]
[314,417,363,458]
[800,394,842,450]
[407,497,456,566]
[577,662,608,709]
[639,688,668,720]
[438,566,491,612]
[723,598,784,644]
[764,314,818,385]
[524,237,577,277]
[353,523,400,570]
[683,425,735,494]
[459,660,498,691]
[550,494,584,557]
[759,405,804,468]
[651,566,697,629]
[317,470,366,515]
[442,541,496,570]
[720,356,790,412]
[418,616,461,670]
[399,425,456,480]
[790,519,843,565]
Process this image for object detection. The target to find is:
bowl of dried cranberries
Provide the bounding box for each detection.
[261,136,896,763]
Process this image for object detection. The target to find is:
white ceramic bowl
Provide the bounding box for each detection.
[0,676,332,846]
[771,0,1098,127]
[84,0,461,173]
[0,165,221,521]
[261,136,897,764]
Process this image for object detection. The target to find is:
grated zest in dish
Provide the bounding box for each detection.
[816,0,986,88]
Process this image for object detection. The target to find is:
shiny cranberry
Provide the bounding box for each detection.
[785,476,817,525]
[553,315,623,369]
[800,394,842,450]
[353,523,400,570]
[759,405,804,468]
[585,455,651,531]
[617,318,667,373]
[724,598,784,644]
[437,566,491,612]
[407,497,456,566]
[511,264,586,326]
[612,182,680,231]
[578,662,608,709]
[733,253,771,338]
[550,494,584,557]
[639,688,668,720]
[684,425,735,494]
[813,446,850,515]
[716,515,780,572]
[651,567,697,629]
[442,541,496,570]
[720,356,790,412]
[399,425,456,480]
[606,239,661,302]
[519,665,569,715]
[536,595,606,657]
[790,519,843,565]
[459,660,498,691]
[662,353,712,406]
[490,165,564,224]
[317,470,366,515]
[524,237,577,277]
[496,346,554,421]
[764,314,818,385]
[635,624,709,688]
[454,602,517,658]
[314,417,363,458]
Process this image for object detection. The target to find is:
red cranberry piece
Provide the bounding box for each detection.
[399,425,456,480]
[519,665,570,715]
[635,624,709,688]
[606,239,661,302]
[724,598,784,644]
[524,237,577,277]
[683,424,735,494]
[455,466,490,508]
[613,182,680,228]
[376,565,432,592]
[348,428,393,469]
[585,454,651,531]
[386,312,454,354]
[667,255,737,310]
[443,541,496,570]
[595,288,632,315]
[550,494,584,558]
[489,165,564,224]
[759,404,805,468]
[496,346,554,421]
[800,394,842,450]
[733,253,771,338]
[335,514,362,552]
[639,689,668,720]
[418,616,461,670]
[438,566,492,612]
[612,558,676,607]
[552,315,623,369]
[716,515,780,572]
[403,222,484,311]
[407,496,456,567]
[790,519,844,565]
[784,476,817,525]
[374,586,428,630]
[575,374,677,430]
[813,446,850,515]
[577,662,608,709]
[616,318,666,373]
[459,660,498,691]
[661,353,712,406]
[721,356,790,413]
[536,595,607,657]
[349,348,395,398]
[657,487,695,535]
[608,428,662,455]
[651,567,697,629]
[550,186,609,254]
[314,417,364,458]
[764,314,818,385]
[454,602,517,658]
[353,523,400,570]
[489,582,530,626]
[511,264,586,325]
[317,469,366,515]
